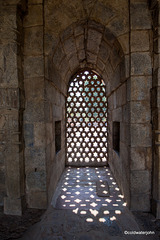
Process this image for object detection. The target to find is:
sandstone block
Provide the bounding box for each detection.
[59,57,70,79]
[130,3,151,30]
[4,197,23,216]
[25,147,46,171]
[91,2,115,26]
[121,123,130,143]
[110,48,121,70]
[112,107,122,122]
[131,76,152,101]
[34,122,45,147]
[26,170,46,191]
[87,29,102,54]
[24,123,34,148]
[24,77,44,100]
[118,33,129,54]
[88,20,104,33]
[131,123,152,147]
[63,36,77,59]
[131,147,146,170]
[108,17,128,37]
[98,40,110,62]
[24,56,44,78]
[110,66,121,92]
[69,55,79,72]
[74,24,84,37]
[24,5,43,27]
[46,122,53,145]
[131,52,152,75]
[78,50,85,62]
[131,170,150,194]
[52,43,65,69]
[0,88,19,108]
[75,34,84,51]
[86,51,97,64]
[116,83,127,107]
[131,30,150,52]
[24,26,43,56]
[27,191,47,209]
[131,101,151,123]
[97,59,105,72]
[24,100,44,122]
[130,194,150,211]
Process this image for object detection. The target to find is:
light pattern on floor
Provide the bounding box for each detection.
[55,167,127,224]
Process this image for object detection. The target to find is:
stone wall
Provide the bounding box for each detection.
[130,0,152,211]
[0,0,156,216]
[23,0,47,209]
[150,0,160,218]
[0,0,26,215]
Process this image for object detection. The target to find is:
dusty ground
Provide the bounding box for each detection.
[0,167,160,240]
[0,207,45,240]
[0,207,160,240]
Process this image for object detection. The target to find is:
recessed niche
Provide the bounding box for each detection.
[113,122,120,154]
[55,121,61,153]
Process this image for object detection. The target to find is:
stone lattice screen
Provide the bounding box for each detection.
[66,69,108,166]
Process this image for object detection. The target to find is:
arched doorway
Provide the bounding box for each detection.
[66,69,108,166]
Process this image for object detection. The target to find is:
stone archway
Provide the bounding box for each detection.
[45,19,129,205]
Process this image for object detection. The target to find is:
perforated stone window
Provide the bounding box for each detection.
[113,122,120,154]
[66,69,108,166]
[55,121,61,153]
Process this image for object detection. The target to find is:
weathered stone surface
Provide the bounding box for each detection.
[87,29,102,54]
[98,40,110,62]
[86,51,97,64]
[27,191,47,209]
[25,147,46,170]
[75,34,84,51]
[91,1,115,26]
[130,3,151,30]
[108,16,128,37]
[4,197,23,216]
[130,194,150,211]
[24,56,44,78]
[24,5,43,27]
[131,30,150,52]
[118,33,129,54]
[34,122,45,147]
[52,43,65,68]
[131,101,151,123]
[63,36,77,59]
[24,100,44,122]
[116,83,126,107]
[131,147,146,170]
[131,170,150,194]
[131,52,152,75]
[24,77,44,100]
[26,171,46,191]
[24,123,34,147]
[96,59,105,72]
[131,123,152,147]
[69,55,79,72]
[112,107,122,122]
[46,122,53,145]
[24,26,43,56]
[130,76,152,101]
[28,0,43,4]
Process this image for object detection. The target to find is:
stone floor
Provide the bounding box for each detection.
[20,167,159,240]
